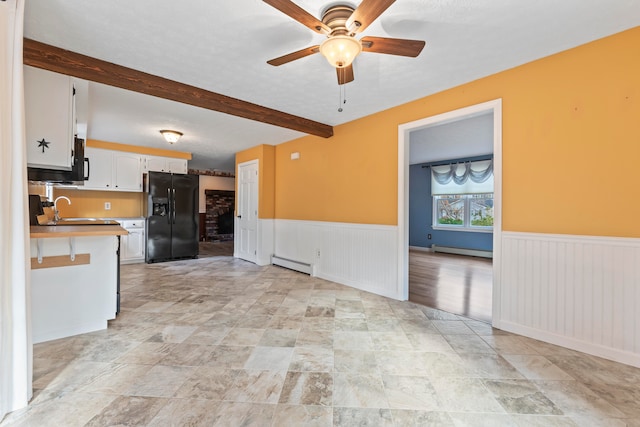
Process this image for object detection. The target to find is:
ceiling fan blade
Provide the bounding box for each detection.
[263,0,330,34]
[337,65,354,85]
[267,46,320,66]
[360,36,425,57]
[346,0,396,34]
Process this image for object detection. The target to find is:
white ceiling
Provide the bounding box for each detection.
[23,0,640,172]
[409,112,493,165]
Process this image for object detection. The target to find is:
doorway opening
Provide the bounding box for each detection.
[397,99,502,325]
[205,189,235,242]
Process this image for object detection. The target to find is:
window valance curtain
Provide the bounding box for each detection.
[431,159,494,195]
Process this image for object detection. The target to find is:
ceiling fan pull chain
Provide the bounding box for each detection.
[338,85,347,112]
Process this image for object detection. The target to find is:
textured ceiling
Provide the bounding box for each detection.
[23,0,640,171]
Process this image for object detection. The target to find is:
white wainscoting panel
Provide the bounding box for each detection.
[499,231,640,367]
[257,219,274,266]
[274,220,401,299]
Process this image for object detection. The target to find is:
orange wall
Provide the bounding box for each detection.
[274,119,398,224]
[53,188,143,218]
[264,27,640,237]
[235,144,275,218]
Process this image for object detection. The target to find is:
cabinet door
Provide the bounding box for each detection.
[146,156,168,172]
[123,229,145,261]
[83,147,113,190]
[114,153,142,191]
[24,66,74,170]
[167,158,188,174]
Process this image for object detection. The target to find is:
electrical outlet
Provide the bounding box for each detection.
[428,234,432,239]
[104,202,111,210]
[316,249,321,258]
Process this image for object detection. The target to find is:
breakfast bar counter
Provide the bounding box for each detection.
[30,224,128,238]
[30,224,128,343]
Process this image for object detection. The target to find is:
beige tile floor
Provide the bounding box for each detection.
[3,253,640,426]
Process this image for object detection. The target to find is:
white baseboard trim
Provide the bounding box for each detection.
[409,245,433,253]
[432,244,493,259]
[499,320,640,368]
[316,271,401,300]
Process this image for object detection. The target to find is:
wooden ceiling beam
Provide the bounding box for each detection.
[23,38,333,138]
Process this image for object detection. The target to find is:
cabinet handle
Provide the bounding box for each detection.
[84,158,90,181]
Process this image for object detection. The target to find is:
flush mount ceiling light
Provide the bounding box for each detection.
[159,129,183,144]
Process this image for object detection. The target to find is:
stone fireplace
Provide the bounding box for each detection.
[204,190,235,242]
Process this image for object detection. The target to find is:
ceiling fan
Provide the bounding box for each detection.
[263,0,426,85]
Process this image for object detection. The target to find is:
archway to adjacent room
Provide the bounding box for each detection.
[397,99,503,324]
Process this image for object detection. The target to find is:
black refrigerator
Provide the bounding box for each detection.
[146,171,199,263]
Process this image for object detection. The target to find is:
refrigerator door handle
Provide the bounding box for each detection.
[172,188,176,224]
[167,188,172,224]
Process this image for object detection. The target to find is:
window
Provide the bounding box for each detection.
[434,193,493,231]
[430,159,494,232]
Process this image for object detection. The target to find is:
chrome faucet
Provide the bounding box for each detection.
[53,196,71,222]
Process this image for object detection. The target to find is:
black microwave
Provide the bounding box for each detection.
[27,137,86,185]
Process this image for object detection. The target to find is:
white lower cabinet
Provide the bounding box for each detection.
[120,219,145,263]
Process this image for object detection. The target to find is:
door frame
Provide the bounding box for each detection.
[234,159,259,263]
[397,99,503,326]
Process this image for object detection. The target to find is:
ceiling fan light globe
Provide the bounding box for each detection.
[319,35,361,68]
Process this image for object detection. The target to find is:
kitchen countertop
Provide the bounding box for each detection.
[30,225,128,238]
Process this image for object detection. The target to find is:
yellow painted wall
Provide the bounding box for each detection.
[266,27,640,237]
[52,188,144,218]
[235,144,275,218]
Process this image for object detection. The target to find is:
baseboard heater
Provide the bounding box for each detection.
[271,255,313,275]
[431,245,493,259]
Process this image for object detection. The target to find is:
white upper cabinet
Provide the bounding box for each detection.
[24,66,74,170]
[83,147,112,189]
[83,147,142,192]
[167,158,188,174]
[145,156,168,173]
[113,152,143,191]
[145,155,188,174]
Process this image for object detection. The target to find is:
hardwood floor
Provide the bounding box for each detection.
[409,249,493,323]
